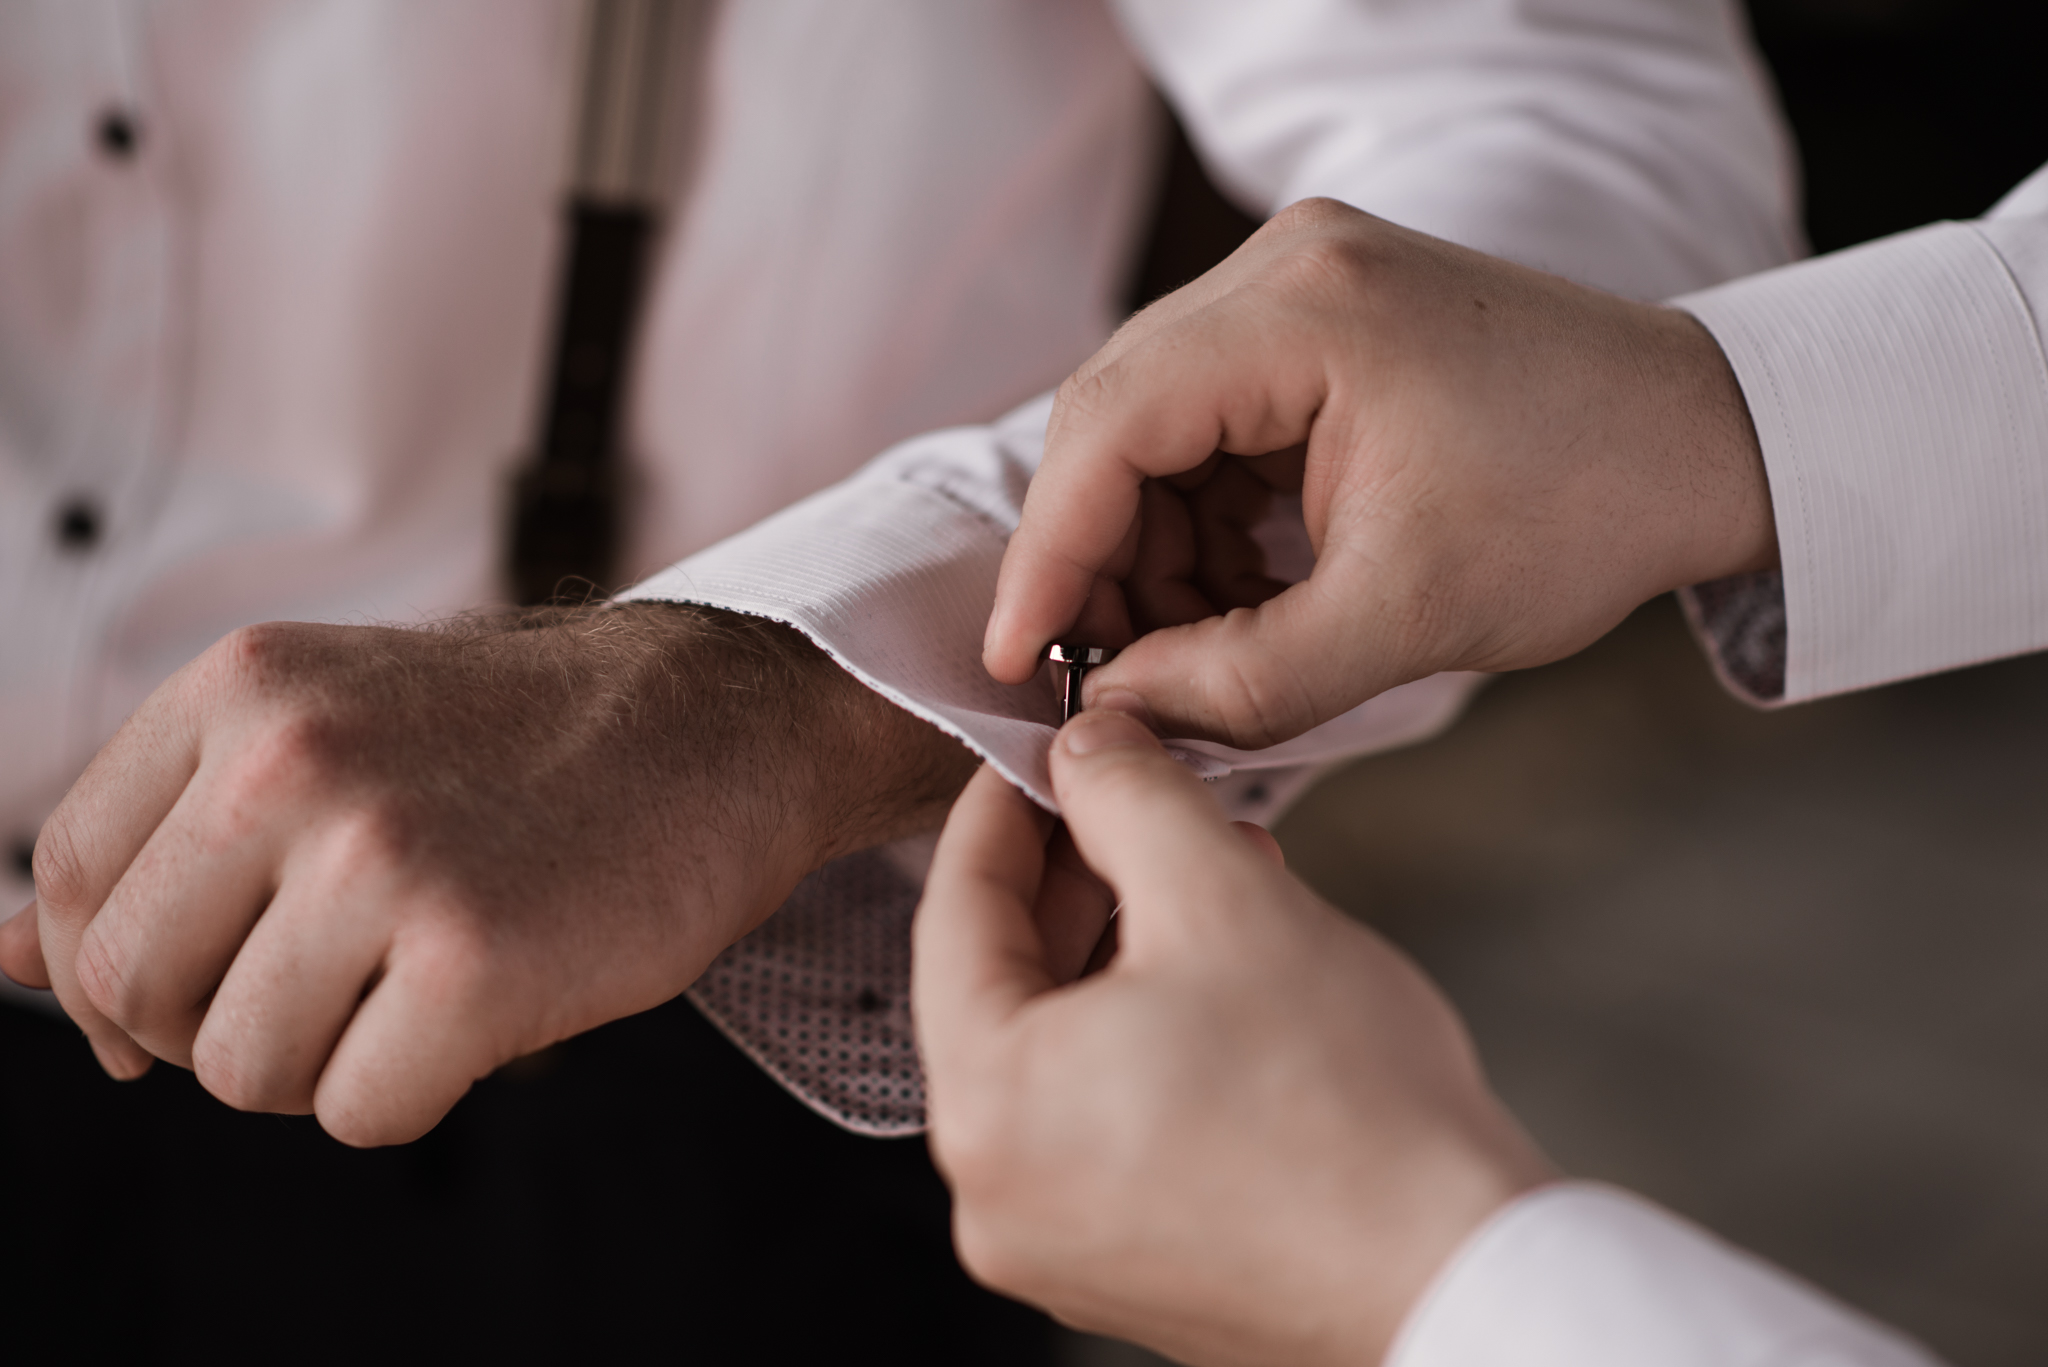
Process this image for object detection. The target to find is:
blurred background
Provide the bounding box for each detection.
[5,1,2044,1362]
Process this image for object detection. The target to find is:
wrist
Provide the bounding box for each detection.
[1329,1128,1556,1366]
[1651,307,1778,589]
[589,602,973,891]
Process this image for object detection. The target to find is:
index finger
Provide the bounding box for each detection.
[912,764,1059,1082]
[33,675,207,1077]
[982,296,1332,685]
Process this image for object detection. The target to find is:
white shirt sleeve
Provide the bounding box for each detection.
[1675,162,2048,705]
[1389,1182,1943,1367]
[1113,0,1801,299]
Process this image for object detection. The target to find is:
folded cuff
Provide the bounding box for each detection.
[1675,222,2048,704]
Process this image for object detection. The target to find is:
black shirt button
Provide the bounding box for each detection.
[95,107,141,159]
[54,497,103,552]
[8,838,31,883]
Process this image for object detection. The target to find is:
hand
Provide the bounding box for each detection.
[0,604,971,1145]
[914,711,1553,1367]
[983,198,1774,748]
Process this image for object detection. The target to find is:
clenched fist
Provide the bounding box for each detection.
[1,604,970,1145]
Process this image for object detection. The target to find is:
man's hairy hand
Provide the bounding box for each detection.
[0,604,972,1145]
[984,198,1775,748]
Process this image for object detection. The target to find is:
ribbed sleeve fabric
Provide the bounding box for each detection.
[1676,211,2048,704]
[1389,1183,1941,1367]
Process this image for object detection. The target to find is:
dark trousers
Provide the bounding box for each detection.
[2,994,1052,1363]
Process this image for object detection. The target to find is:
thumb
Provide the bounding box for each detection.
[1047,712,1279,958]
[1081,544,1407,749]
[913,764,1062,1085]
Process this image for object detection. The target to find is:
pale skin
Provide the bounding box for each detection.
[916,712,1555,1367]
[983,196,1778,746]
[0,603,973,1145]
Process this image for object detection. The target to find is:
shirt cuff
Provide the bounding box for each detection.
[1388,1182,1942,1367]
[1674,221,2048,704]
[616,394,1483,811]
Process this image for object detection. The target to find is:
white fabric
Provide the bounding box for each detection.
[1676,162,2048,703]
[1118,0,1800,298]
[1390,1183,1942,1367]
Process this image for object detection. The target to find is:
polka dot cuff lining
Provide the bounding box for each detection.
[686,848,927,1136]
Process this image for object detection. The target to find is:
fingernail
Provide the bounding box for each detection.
[1061,710,1156,756]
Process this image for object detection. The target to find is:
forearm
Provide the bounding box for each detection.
[711,608,981,865]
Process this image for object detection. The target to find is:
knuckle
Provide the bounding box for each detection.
[74,926,145,1024]
[207,621,306,689]
[1267,194,1352,237]
[322,805,417,877]
[1051,365,1115,431]
[1202,618,1314,748]
[393,922,500,1022]
[318,1106,386,1149]
[216,712,353,815]
[1273,232,1377,303]
[28,818,93,918]
[317,1079,452,1150]
[191,1042,277,1114]
[72,930,174,1037]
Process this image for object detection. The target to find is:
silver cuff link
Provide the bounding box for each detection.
[1047,643,1117,722]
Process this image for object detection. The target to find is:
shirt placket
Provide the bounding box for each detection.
[0,0,179,895]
